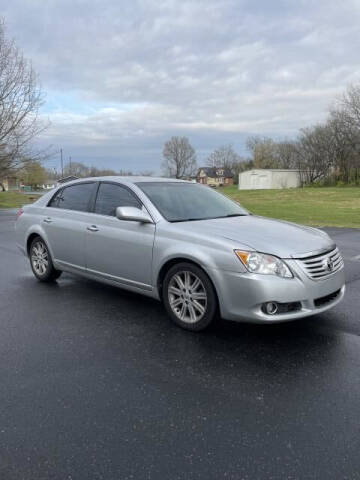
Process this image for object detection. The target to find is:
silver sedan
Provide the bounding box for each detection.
[15,177,345,331]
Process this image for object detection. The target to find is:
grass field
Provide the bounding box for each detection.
[223,186,360,228]
[0,191,37,209]
[1,186,359,228]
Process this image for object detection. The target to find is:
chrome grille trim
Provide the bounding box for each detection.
[295,247,344,280]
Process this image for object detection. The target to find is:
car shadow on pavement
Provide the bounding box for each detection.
[58,274,342,361]
[17,270,344,375]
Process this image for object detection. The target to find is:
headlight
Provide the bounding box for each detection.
[235,250,293,278]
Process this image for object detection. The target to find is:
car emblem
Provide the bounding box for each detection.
[325,258,334,272]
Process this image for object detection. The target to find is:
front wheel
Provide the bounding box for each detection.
[30,236,62,282]
[162,262,217,331]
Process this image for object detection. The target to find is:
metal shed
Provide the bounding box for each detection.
[238,169,301,190]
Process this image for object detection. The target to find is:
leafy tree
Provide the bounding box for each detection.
[20,161,46,189]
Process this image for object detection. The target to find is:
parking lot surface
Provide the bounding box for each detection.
[1,209,360,479]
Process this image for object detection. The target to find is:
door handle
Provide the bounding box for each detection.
[43,217,52,224]
[87,225,99,232]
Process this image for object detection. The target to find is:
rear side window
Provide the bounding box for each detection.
[94,183,141,216]
[48,189,62,207]
[57,183,95,212]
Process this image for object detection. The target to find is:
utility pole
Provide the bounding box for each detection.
[69,156,72,175]
[60,149,63,178]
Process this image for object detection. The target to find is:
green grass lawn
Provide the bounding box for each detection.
[0,191,37,209]
[223,186,360,228]
[1,186,359,228]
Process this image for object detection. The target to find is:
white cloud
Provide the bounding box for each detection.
[3,0,360,170]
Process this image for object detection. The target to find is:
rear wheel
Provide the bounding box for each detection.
[30,236,62,282]
[162,262,217,331]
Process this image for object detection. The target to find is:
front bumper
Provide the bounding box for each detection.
[209,260,345,323]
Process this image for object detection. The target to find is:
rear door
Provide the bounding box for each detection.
[85,182,155,289]
[43,182,97,270]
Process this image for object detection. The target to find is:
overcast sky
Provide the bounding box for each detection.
[3,0,360,173]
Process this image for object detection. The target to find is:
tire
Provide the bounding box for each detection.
[162,262,217,331]
[29,236,62,282]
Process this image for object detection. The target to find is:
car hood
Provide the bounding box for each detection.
[176,215,335,258]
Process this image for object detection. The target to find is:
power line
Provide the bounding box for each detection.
[60,148,63,177]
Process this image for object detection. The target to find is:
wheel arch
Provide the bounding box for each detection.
[157,256,220,307]
[26,232,42,256]
[26,229,52,258]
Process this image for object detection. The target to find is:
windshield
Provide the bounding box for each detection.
[137,182,248,222]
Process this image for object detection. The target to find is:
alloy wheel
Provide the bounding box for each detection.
[168,270,208,324]
[31,241,49,276]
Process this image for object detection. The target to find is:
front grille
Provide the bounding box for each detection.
[295,247,343,280]
[276,302,302,314]
[314,289,341,308]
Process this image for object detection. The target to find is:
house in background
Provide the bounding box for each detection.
[238,169,302,190]
[196,167,234,187]
[42,179,57,190]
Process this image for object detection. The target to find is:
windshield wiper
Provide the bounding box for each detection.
[171,214,246,223]
[171,218,204,223]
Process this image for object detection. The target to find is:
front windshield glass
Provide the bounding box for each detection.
[137,182,248,222]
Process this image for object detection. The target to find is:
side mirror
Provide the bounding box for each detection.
[115,206,153,224]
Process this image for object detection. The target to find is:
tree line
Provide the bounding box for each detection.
[162,85,360,186]
[245,86,360,185]
[10,161,154,190]
[162,138,252,182]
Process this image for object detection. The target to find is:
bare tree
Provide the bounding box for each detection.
[64,162,125,178]
[206,144,249,184]
[276,141,298,169]
[89,166,119,176]
[62,161,141,178]
[138,170,154,176]
[239,83,360,185]
[162,136,197,178]
[246,136,280,168]
[326,112,357,183]
[338,84,360,128]
[63,161,90,178]
[206,145,241,168]
[295,125,335,184]
[0,18,47,178]
[330,85,360,183]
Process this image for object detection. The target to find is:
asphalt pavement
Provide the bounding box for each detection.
[1,209,360,480]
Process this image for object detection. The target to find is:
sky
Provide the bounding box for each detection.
[3,0,360,174]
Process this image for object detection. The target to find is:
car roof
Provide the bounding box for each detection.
[63,176,189,186]
[32,176,194,209]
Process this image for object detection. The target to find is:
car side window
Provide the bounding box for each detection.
[47,188,63,208]
[94,183,141,216]
[57,183,95,212]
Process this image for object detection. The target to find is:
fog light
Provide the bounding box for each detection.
[264,302,278,315]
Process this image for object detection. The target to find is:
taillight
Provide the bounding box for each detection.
[16,209,24,220]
